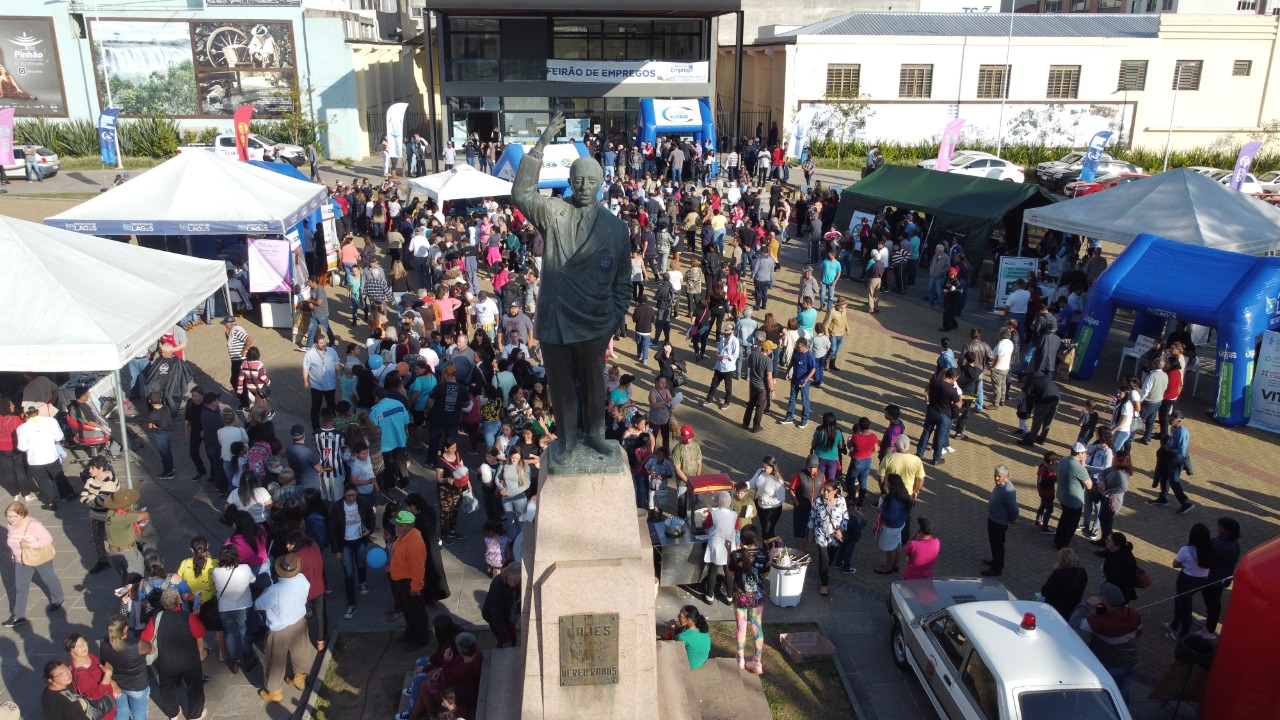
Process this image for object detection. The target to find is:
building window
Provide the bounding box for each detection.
[1234,60,1254,75]
[448,18,500,82]
[1162,0,1175,9]
[1046,65,1081,98]
[899,64,933,98]
[825,64,861,96]
[976,64,1010,99]
[1070,0,1087,10]
[551,19,702,62]
[1238,0,1258,8]
[1117,60,1147,91]
[1043,0,1063,10]
[1173,60,1202,90]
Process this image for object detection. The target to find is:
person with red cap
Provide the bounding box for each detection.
[670,425,702,518]
[940,268,962,331]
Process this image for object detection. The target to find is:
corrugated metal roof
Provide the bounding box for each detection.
[775,12,1160,39]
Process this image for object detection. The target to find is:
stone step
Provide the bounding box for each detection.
[656,640,700,720]
[475,646,523,720]
[398,669,414,715]
[685,658,771,720]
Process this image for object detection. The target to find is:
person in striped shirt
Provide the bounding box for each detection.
[224,317,253,408]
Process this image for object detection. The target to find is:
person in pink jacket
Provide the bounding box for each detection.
[5,501,64,627]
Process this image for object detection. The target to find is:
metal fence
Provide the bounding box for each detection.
[366,111,434,156]
[716,109,774,148]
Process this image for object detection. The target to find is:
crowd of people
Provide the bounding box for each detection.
[0,132,1252,719]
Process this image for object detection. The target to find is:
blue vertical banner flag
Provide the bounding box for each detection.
[1077,130,1114,183]
[1230,141,1264,191]
[98,109,120,167]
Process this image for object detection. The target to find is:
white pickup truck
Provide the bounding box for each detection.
[177,132,305,166]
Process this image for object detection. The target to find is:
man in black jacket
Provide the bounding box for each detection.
[1020,372,1062,446]
[328,484,376,620]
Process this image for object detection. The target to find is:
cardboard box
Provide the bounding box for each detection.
[779,631,836,664]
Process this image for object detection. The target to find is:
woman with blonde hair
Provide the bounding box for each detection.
[99,615,150,718]
[4,500,63,627]
[1039,547,1088,620]
[390,260,411,306]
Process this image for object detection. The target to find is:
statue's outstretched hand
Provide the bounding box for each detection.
[537,112,566,151]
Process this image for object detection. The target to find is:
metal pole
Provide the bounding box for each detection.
[112,369,133,490]
[995,11,1014,158]
[1163,66,1181,172]
[733,11,744,145]
[425,11,440,173]
[1017,221,1027,256]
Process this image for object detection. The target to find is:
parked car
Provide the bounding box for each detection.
[889,578,1133,720]
[1256,169,1280,194]
[947,156,1025,182]
[1064,173,1149,198]
[1035,151,1114,184]
[177,133,305,166]
[3,146,60,180]
[1206,168,1265,194]
[1183,165,1224,177]
[918,151,999,170]
[1041,160,1142,193]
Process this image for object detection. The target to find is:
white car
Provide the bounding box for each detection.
[1206,168,1265,194]
[1184,165,1224,177]
[948,156,1024,182]
[3,146,60,179]
[1256,170,1280,194]
[890,578,1133,720]
[918,151,999,170]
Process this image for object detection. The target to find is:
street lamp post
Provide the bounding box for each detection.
[995,10,1015,158]
[1163,64,1183,172]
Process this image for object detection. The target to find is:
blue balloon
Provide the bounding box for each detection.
[369,354,384,370]
[366,546,387,569]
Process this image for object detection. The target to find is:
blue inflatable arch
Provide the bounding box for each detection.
[636,98,718,176]
[1071,233,1280,426]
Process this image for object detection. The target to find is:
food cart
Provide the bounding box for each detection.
[650,473,734,587]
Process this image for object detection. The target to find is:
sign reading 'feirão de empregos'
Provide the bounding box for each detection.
[559,612,620,686]
[546,60,709,84]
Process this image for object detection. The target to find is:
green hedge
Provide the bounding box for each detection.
[807,139,1280,174]
[12,117,317,159]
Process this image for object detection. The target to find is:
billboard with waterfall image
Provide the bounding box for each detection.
[0,17,68,116]
[90,18,297,118]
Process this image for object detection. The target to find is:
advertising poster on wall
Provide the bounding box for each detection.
[0,17,68,116]
[91,19,197,116]
[247,237,290,293]
[90,18,297,118]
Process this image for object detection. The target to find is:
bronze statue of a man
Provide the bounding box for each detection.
[511,112,630,472]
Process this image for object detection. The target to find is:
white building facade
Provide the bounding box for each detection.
[0,0,416,161]
[721,12,1280,152]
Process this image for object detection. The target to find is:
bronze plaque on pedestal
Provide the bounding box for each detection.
[559,612,620,686]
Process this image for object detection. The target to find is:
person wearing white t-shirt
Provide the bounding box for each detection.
[991,328,1014,408]
[408,230,432,289]
[211,544,258,672]
[472,292,501,340]
[1004,280,1032,344]
[1111,382,1140,452]
[443,142,456,170]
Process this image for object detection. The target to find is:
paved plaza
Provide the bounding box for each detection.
[2,161,1278,719]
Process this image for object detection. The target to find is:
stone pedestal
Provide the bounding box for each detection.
[516,445,660,720]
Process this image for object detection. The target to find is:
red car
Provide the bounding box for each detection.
[1065,173,1149,198]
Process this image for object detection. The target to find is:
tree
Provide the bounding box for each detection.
[813,90,874,168]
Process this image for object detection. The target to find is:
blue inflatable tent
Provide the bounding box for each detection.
[492,141,590,192]
[635,98,717,175]
[1071,233,1280,426]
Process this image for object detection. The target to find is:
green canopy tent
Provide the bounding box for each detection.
[832,165,1058,275]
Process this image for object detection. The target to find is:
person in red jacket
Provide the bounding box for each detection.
[286,532,327,651]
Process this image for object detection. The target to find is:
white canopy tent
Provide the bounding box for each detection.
[45,150,327,236]
[0,215,228,487]
[1023,168,1280,255]
[407,164,513,204]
